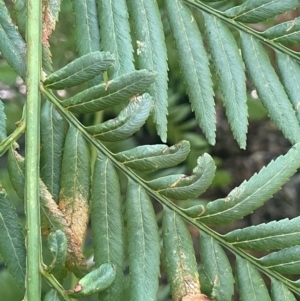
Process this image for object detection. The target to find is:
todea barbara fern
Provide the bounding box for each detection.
[0,0,300,300]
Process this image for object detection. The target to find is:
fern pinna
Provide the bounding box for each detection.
[0,0,300,300]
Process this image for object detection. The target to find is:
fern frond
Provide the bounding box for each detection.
[128,0,169,142]
[224,0,300,23]
[0,188,26,293]
[97,0,135,78]
[40,100,66,203]
[0,0,26,79]
[271,278,297,301]
[165,0,216,145]
[7,147,88,277]
[61,69,156,114]
[58,126,90,248]
[86,93,152,141]
[114,140,190,171]
[200,231,234,301]
[162,208,204,301]
[198,143,300,224]
[224,217,300,251]
[43,51,114,89]
[240,32,300,145]
[263,17,300,46]
[276,52,300,122]
[36,1,300,299]
[236,256,271,301]
[203,11,247,148]
[91,152,124,301]
[148,153,215,200]
[72,0,100,56]
[126,180,160,301]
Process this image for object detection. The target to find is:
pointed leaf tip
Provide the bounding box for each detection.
[86,93,152,141]
[67,263,116,298]
[115,140,190,171]
[224,0,300,23]
[148,153,215,200]
[199,144,300,224]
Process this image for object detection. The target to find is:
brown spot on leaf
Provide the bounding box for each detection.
[105,81,111,90]
[172,256,202,301]
[42,0,60,48]
[182,294,212,301]
[58,192,89,248]
[40,181,87,277]
[74,283,82,293]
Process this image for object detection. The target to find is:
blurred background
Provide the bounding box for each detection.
[1,0,300,300]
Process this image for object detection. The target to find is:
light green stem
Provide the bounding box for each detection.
[25,0,42,299]
[40,265,72,301]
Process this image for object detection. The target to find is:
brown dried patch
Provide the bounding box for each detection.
[40,181,87,277]
[182,294,212,301]
[58,192,89,248]
[74,284,82,293]
[42,0,59,48]
[172,254,202,301]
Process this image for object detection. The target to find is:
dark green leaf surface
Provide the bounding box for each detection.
[59,126,90,248]
[86,93,152,142]
[128,0,168,142]
[0,0,26,79]
[7,148,25,199]
[200,232,234,301]
[203,12,247,148]
[44,289,63,301]
[0,99,7,142]
[263,17,300,45]
[224,217,300,251]
[148,153,215,200]
[115,140,190,171]
[224,0,300,23]
[72,0,100,56]
[41,100,66,203]
[198,144,300,224]
[62,69,156,114]
[162,208,202,301]
[12,0,26,37]
[68,264,116,298]
[258,246,300,274]
[276,52,300,122]
[47,230,68,280]
[0,188,25,293]
[271,278,297,301]
[126,180,160,301]
[16,0,54,75]
[236,256,271,301]
[91,153,124,301]
[165,0,216,145]
[97,0,134,78]
[43,51,114,89]
[72,0,102,86]
[241,33,300,145]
